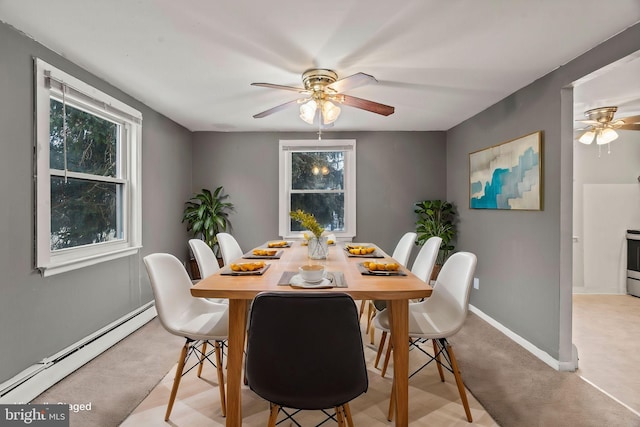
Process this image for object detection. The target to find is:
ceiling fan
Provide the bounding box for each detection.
[251,69,395,126]
[575,106,640,145]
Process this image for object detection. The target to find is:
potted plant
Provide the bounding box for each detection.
[414,200,457,280]
[182,186,235,272]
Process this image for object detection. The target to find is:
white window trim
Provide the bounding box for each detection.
[278,139,356,241]
[34,58,142,277]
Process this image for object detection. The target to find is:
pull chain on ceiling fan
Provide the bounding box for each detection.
[251,68,395,126]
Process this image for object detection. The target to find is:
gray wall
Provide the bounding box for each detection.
[192,131,447,258]
[447,23,640,361]
[0,22,194,382]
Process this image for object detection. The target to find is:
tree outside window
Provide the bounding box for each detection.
[49,99,122,250]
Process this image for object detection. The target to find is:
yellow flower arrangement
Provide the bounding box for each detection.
[289,209,324,238]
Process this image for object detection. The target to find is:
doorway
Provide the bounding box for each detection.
[571,50,640,414]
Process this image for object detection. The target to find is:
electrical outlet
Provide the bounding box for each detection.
[473,277,479,290]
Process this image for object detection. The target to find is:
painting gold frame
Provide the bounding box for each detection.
[469,131,543,210]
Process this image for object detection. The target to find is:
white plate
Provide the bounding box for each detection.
[289,274,334,289]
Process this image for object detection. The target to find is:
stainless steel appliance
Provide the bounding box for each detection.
[627,230,640,297]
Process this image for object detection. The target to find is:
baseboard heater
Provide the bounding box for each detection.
[0,302,157,403]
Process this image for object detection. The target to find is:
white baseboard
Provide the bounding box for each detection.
[0,303,157,404]
[468,304,576,372]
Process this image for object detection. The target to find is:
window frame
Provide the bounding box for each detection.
[34,58,142,276]
[278,139,356,240]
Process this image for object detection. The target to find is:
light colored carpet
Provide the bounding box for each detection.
[31,318,183,427]
[451,313,640,427]
[31,305,640,426]
[121,326,498,427]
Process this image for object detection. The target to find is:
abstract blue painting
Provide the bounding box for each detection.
[469,131,542,210]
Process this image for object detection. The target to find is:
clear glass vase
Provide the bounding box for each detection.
[308,236,329,260]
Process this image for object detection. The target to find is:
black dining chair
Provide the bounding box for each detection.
[245,292,368,426]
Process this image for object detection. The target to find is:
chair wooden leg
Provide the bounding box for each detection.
[445,341,473,422]
[432,339,445,382]
[244,331,249,386]
[368,302,377,344]
[197,341,207,377]
[343,403,354,427]
[165,341,189,421]
[374,331,387,368]
[369,322,375,345]
[267,403,280,427]
[214,341,227,417]
[387,375,395,421]
[336,406,346,427]
[358,300,366,321]
[365,302,374,334]
[381,339,393,378]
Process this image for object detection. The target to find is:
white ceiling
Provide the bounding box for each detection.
[573,51,640,122]
[1,1,639,132]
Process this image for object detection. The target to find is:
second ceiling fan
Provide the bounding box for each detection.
[576,106,640,145]
[251,69,394,126]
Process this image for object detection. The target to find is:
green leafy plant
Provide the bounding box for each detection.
[289,209,324,238]
[415,200,457,264]
[182,186,234,255]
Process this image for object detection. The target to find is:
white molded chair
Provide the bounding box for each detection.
[391,231,417,267]
[373,236,442,370]
[189,238,221,278]
[143,253,229,420]
[360,232,416,326]
[189,238,227,305]
[373,251,477,423]
[216,232,244,266]
[410,236,443,283]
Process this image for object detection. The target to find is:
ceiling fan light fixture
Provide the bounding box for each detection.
[299,100,317,124]
[253,68,394,124]
[578,130,596,144]
[321,100,341,124]
[596,127,618,145]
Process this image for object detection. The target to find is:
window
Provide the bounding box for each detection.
[34,58,142,276]
[279,140,356,240]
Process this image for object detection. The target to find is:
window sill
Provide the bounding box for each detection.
[38,246,141,277]
[282,233,355,242]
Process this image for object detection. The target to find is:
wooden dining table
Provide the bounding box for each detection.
[190,240,432,427]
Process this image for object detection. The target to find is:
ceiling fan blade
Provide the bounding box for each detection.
[618,124,640,131]
[338,94,395,116]
[253,99,300,118]
[251,82,309,94]
[326,72,377,93]
[620,114,640,124]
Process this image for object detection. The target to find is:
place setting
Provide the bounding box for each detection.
[264,240,293,248]
[278,264,347,289]
[357,260,407,276]
[344,243,385,258]
[220,261,271,275]
[242,248,284,259]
